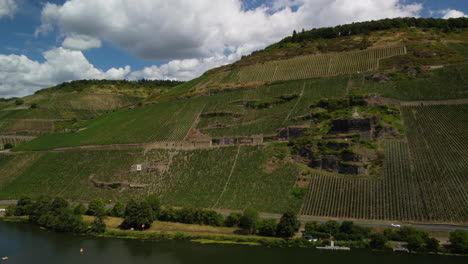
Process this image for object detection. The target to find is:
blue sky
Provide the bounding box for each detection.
[0,0,467,97]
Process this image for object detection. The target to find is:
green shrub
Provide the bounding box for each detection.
[258,219,277,237]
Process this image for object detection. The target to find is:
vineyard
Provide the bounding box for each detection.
[360,63,468,101]
[0,145,302,213]
[0,136,35,149]
[234,46,406,82]
[300,104,468,224]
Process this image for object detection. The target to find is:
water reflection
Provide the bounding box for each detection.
[0,221,466,264]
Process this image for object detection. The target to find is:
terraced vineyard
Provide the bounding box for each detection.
[235,46,406,82]
[300,105,468,223]
[0,119,54,135]
[0,145,302,213]
[0,136,35,149]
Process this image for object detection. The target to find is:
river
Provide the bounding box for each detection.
[0,221,466,264]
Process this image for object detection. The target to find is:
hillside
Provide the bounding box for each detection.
[1,18,468,224]
[0,79,183,149]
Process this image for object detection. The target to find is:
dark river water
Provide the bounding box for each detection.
[0,221,466,264]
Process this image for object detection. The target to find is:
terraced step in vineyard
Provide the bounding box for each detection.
[300,104,468,224]
[231,46,406,83]
[0,136,35,150]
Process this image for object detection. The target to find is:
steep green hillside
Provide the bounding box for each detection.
[0,79,183,149]
[1,18,468,224]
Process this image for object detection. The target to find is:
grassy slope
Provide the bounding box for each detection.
[0,81,180,136]
[16,61,468,150]
[0,145,302,213]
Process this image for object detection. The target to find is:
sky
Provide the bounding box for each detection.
[0,0,467,98]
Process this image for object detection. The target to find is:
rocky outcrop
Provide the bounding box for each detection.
[278,126,308,140]
[331,117,379,133]
[308,155,369,175]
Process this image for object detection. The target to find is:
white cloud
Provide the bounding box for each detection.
[0,0,17,18]
[129,53,241,81]
[0,48,131,97]
[441,9,467,19]
[1,0,424,97]
[62,34,102,50]
[37,0,422,60]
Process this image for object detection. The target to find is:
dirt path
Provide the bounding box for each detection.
[400,98,468,106]
[280,83,305,127]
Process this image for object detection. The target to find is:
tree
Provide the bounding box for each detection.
[425,237,439,252]
[292,30,298,42]
[339,221,354,234]
[50,197,69,215]
[239,208,259,235]
[406,233,425,251]
[14,99,23,105]
[276,212,300,238]
[72,203,88,215]
[3,143,13,149]
[369,233,388,249]
[87,198,106,217]
[120,200,154,230]
[258,219,277,237]
[225,212,242,227]
[110,201,125,218]
[146,194,161,219]
[5,204,16,216]
[449,230,468,254]
[320,220,340,236]
[397,226,428,242]
[29,196,52,224]
[90,215,106,233]
[15,196,33,216]
[30,103,39,109]
[304,221,319,234]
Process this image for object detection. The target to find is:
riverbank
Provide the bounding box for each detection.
[3,215,467,257]
[2,220,466,264]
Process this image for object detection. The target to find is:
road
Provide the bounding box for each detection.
[3,200,465,233]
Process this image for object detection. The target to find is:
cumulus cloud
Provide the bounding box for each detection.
[2,0,425,97]
[0,48,131,97]
[441,9,467,19]
[37,0,422,61]
[129,53,241,81]
[62,34,102,50]
[0,0,17,18]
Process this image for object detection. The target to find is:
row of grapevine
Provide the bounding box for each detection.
[401,104,468,223]
[300,141,419,221]
[300,104,468,223]
[237,46,406,82]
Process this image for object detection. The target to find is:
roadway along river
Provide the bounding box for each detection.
[0,221,466,264]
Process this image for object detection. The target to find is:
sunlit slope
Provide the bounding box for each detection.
[234,46,406,82]
[0,80,181,141]
[15,61,468,151]
[0,145,302,213]
[300,104,468,223]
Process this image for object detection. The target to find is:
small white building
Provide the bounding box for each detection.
[136,164,142,172]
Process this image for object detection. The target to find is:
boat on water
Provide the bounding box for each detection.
[316,241,351,251]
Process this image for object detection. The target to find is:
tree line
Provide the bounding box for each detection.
[281,17,468,44]
[4,195,468,253]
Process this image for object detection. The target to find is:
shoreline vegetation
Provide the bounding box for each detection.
[1,196,468,256]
